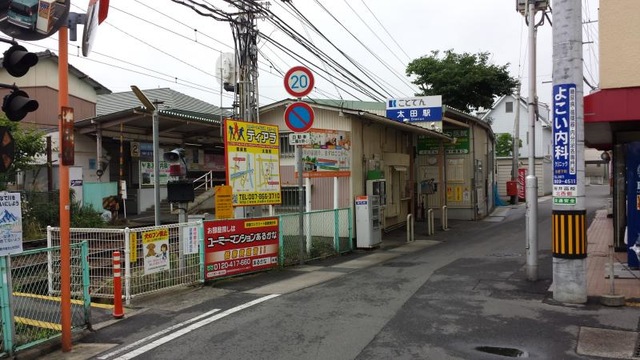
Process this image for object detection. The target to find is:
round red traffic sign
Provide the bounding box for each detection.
[284,102,315,132]
[284,66,315,98]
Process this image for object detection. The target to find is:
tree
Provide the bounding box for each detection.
[0,116,47,190]
[406,50,519,112]
[495,133,522,157]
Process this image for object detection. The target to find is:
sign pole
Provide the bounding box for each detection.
[296,145,305,265]
[552,0,587,303]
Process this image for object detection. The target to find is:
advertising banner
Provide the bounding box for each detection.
[300,128,351,178]
[552,83,578,205]
[0,192,23,256]
[142,228,170,275]
[204,218,279,280]
[140,160,170,186]
[518,168,527,201]
[224,119,281,206]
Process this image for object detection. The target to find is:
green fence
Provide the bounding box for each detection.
[0,241,90,356]
[278,208,352,266]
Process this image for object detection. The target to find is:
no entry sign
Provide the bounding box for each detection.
[284,102,314,132]
[284,66,315,98]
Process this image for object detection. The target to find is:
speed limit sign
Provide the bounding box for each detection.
[284,66,315,98]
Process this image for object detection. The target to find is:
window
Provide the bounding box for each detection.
[278,186,306,211]
[505,101,514,113]
[279,133,295,158]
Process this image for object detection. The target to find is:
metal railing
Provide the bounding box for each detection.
[193,171,216,191]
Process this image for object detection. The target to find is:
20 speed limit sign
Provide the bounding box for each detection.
[284,66,315,98]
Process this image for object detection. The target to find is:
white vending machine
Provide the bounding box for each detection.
[355,195,382,248]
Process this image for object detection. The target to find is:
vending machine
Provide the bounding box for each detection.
[626,142,640,268]
[355,195,382,248]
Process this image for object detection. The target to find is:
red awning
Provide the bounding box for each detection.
[584,87,640,150]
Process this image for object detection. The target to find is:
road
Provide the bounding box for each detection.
[74,184,638,360]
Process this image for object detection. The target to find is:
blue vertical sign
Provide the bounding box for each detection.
[552,84,578,205]
[626,142,640,268]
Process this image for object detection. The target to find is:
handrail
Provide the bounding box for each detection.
[193,171,214,191]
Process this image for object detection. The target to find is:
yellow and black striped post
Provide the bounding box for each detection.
[552,210,587,259]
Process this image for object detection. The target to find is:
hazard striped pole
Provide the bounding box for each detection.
[112,251,124,319]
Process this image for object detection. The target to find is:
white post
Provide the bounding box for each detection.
[306,177,312,253]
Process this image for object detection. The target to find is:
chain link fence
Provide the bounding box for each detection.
[0,242,89,355]
[278,208,352,266]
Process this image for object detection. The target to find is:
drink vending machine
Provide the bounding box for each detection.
[355,195,382,248]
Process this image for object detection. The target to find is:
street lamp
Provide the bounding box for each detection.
[131,85,162,226]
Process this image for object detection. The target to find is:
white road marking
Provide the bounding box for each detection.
[98,308,222,359]
[113,294,280,360]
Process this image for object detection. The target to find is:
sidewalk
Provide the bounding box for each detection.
[587,210,640,301]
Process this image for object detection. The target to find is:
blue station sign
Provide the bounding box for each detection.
[386,96,442,123]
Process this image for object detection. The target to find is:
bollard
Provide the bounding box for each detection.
[406,214,414,243]
[441,205,448,230]
[112,251,124,319]
[427,209,434,235]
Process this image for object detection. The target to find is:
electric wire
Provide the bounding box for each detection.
[358,0,411,62]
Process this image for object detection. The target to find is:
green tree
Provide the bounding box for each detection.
[406,49,519,112]
[0,117,47,190]
[496,133,522,157]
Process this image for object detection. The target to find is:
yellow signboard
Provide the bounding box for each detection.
[129,232,137,263]
[224,119,281,206]
[215,185,234,219]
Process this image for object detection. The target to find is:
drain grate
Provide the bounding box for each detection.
[475,346,528,358]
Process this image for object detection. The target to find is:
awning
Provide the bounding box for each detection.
[584,87,640,150]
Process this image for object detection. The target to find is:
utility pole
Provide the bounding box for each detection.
[511,86,521,205]
[517,0,547,281]
[232,2,262,123]
[551,0,587,304]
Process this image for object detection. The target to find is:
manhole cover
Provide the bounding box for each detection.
[475,346,528,358]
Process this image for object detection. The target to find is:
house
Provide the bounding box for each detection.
[480,94,552,200]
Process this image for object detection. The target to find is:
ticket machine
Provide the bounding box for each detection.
[355,195,382,248]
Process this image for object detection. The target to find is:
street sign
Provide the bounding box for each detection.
[284,102,315,132]
[284,66,315,98]
[289,132,311,146]
[386,96,442,123]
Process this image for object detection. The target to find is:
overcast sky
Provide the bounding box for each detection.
[19,0,600,112]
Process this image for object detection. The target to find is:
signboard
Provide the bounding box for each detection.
[386,96,442,123]
[204,218,279,280]
[140,160,170,186]
[182,225,200,255]
[417,129,469,155]
[142,228,170,275]
[214,185,234,219]
[284,102,314,132]
[552,83,577,205]
[224,119,281,206]
[299,128,351,178]
[289,133,311,146]
[284,66,315,98]
[0,192,23,256]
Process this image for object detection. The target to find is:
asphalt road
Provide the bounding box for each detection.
[59,185,639,360]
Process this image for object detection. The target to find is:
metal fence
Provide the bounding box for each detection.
[42,209,353,304]
[0,241,89,356]
[47,222,203,304]
[279,208,352,266]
